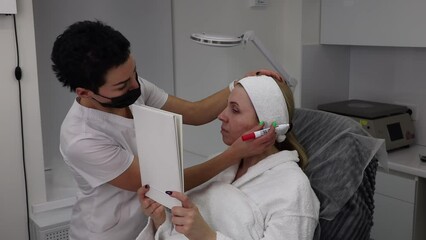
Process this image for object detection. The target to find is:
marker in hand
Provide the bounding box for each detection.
[241,123,290,141]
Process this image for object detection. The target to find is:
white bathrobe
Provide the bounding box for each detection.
[137,150,320,240]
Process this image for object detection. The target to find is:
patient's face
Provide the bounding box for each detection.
[218,85,258,145]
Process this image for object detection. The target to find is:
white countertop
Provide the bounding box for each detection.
[386,144,426,178]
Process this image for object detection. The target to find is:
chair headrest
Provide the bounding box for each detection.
[292,108,387,220]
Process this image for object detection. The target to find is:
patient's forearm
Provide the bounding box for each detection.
[183,149,240,191]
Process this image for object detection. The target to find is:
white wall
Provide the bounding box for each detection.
[300,0,350,109]
[349,47,426,146]
[302,0,320,45]
[173,0,302,159]
[301,45,350,109]
[0,0,45,239]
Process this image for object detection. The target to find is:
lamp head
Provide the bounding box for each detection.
[190,33,243,47]
[190,31,297,88]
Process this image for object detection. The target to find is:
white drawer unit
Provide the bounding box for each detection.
[371,169,426,240]
[375,170,416,203]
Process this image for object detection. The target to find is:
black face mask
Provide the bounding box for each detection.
[94,78,141,108]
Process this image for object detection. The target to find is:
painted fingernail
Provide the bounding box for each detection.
[256,71,260,76]
[272,121,277,128]
[259,121,264,126]
[165,191,172,195]
[145,184,150,189]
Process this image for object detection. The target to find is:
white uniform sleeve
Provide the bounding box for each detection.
[138,78,168,108]
[62,132,134,188]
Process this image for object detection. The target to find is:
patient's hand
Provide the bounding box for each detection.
[168,191,216,240]
[229,123,276,160]
[138,185,166,230]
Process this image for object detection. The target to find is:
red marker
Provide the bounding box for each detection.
[241,124,290,141]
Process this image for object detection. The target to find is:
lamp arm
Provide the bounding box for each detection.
[242,31,297,88]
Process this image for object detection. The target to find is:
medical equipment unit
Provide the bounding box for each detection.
[318,99,415,151]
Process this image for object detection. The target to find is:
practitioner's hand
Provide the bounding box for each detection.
[245,68,284,83]
[168,191,216,240]
[138,185,166,230]
[228,123,276,161]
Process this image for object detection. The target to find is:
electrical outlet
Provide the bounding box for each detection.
[395,102,418,121]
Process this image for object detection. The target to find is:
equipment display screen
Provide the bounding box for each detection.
[387,122,404,141]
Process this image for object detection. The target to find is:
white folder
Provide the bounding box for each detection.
[132,104,183,209]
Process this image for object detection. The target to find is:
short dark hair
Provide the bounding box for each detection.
[51,20,131,92]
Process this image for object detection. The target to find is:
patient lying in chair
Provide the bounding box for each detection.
[137,76,320,240]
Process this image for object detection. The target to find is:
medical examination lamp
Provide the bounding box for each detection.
[190,31,297,88]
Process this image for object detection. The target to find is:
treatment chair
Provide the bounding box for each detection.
[292,108,387,240]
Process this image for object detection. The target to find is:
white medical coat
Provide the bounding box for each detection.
[60,78,168,240]
[137,150,320,240]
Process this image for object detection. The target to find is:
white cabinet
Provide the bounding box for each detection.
[371,170,426,240]
[371,171,415,240]
[320,0,426,47]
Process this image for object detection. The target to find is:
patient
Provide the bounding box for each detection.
[137,76,320,240]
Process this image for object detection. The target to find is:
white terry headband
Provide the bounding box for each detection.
[238,76,290,142]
